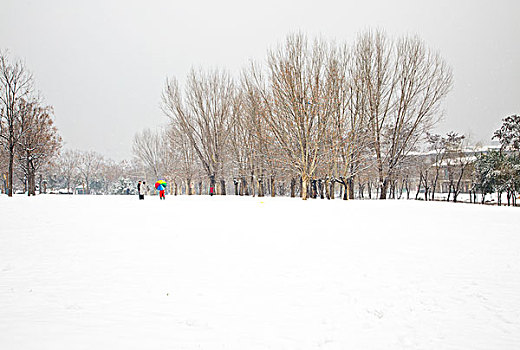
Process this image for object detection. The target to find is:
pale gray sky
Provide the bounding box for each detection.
[1,0,519,159]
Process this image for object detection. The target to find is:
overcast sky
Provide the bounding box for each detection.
[1,0,519,160]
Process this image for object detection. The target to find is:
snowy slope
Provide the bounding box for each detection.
[1,195,519,349]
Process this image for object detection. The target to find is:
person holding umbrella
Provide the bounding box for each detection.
[155,180,167,200]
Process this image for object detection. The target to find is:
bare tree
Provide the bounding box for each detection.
[425,133,447,200]
[162,68,237,195]
[77,151,103,194]
[353,30,453,199]
[330,43,373,200]
[15,100,61,195]
[132,128,165,181]
[444,132,470,202]
[244,34,336,200]
[56,149,81,193]
[0,51,34,196]
[155,30,454,201]
[167,125,200,194]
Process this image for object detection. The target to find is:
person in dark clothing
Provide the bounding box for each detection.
[138,181,144,200]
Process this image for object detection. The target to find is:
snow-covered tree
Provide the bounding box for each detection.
[493,114,520,153]
[77,151,103,194]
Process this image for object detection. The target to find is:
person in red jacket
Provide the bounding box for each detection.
[159,188,165,200]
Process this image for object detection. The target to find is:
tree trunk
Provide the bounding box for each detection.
[415,173,422,200]
[39,174,43,195]
[397,179,405,200]
[379,177,388,199]
[242,177,248,196]
[431,173,438,201]
[453,168,465,203]
[29,170,36,196]
[358,180,364,199]
[325,178,330,200]
[251,174,255,197]
[270,176,275,197]
[220,180,226,195]
[301,175,309,200]
[290,178,295,198]
[339,179,349,200]
[257,178,264,197]
[8,146,14,197]
[186,179,192,195]
[348,177,355,200]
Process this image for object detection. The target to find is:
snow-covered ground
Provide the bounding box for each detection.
[1,195,519,349]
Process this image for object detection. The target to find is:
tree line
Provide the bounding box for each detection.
[135,30,454,200]
[3,31,518,204]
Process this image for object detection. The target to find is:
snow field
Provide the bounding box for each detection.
[1,195,520,349]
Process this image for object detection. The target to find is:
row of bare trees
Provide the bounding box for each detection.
[4,149,144,195]
[142,30,452,199]
[0,51,62,196]
[47,149,143,194]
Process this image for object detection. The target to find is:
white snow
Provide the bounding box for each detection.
[1,195,520,349]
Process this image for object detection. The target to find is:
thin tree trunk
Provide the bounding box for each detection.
[8,146,14,197]
[415,173,422,200]
[220,180,226,195]
[257,178,264,197]
[348,177,355,199]
[251,174,255,197]
[186,179,192,195]
[325,178,331,200]
[379,177,388,199]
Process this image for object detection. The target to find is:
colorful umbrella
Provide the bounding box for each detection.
[155,180,167,191]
